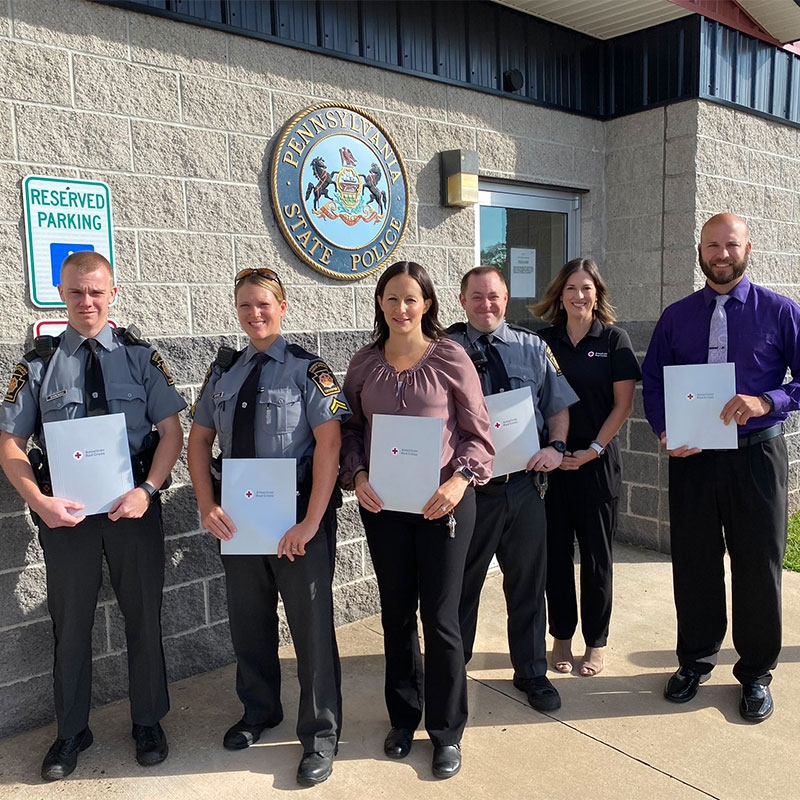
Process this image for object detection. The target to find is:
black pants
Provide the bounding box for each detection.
[668,436,787,684]
[360,487,475,747]
[222,512,341,753]
[545,440,621,648]
[460,472,548,679]
[38,501,169,738]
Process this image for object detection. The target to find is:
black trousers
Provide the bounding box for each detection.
[360,487,475,747]
[460,472,548,679]
[38,501,169,738]
[668,436,787,685]
[222,510,341,753]
[545,440,621,647]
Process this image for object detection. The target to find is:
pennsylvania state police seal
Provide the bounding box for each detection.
[270,103,409,280]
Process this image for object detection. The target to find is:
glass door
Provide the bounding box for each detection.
[477,182,581,329]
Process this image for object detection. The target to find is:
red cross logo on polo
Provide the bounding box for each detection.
[245,490,253,499]
[494,421,501,428]
[73,451,83,460]
[588,351,595,357]
[391,447,398,455]
[687,393,694,400]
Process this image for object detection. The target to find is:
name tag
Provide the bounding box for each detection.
[46,390,68,402]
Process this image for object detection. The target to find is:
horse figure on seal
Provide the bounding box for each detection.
[305,157,336,210]
[361,163,387,216]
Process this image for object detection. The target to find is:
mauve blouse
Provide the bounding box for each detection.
[339,337,494,489]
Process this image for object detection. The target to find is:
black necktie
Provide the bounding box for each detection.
[480,334,511,394]
[83,339,108,416]
[231,353,268,459]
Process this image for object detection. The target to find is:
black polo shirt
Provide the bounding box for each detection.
[537,320,641,448]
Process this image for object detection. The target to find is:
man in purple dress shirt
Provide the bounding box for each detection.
[642,213,800,722]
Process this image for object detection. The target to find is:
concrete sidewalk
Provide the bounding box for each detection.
[2,543,798,799]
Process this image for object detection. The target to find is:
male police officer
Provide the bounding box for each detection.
[0,251,185,780]
[448,266,577,711]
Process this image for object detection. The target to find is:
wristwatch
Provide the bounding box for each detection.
[455,466,475,483]
[590,441,605,456]
[140,481,159,502]
[760,393,775,411]
[547,440,567,454]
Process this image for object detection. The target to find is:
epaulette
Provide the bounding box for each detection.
[113,325,150,347]
[213,346,244,372]
[287,342,320,361]
[445,322,467,334]
[507,322,537,335]
[25,335,61,368]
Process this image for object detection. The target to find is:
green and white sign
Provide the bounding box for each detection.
[23,175,115,308]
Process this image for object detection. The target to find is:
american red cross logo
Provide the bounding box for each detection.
[73,451,83,460]
[687,393,694,400]
[391,447,398,455]
[245,490,253,499]
[494,422,501,428]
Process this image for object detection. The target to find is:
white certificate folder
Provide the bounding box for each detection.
[369,414,443,514]
[43,413,134,516]
[484,387,540,477]
[221,458,296,555]
[664,363,738,450]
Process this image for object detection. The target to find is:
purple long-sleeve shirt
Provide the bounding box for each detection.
[642,275,800,437]
[339,338,494,489]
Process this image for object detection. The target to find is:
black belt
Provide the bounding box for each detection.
[476,470,529,495]
[738,423,783,449]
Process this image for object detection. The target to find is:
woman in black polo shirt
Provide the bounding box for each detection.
[533,258,640,676]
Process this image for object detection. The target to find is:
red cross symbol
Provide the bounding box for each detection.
[687,393,694,400]
[494,421,501,428]
[245,490,253,498]
[391,448,398,455]
[73,451,82,460]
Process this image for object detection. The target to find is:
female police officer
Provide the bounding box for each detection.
[187,267,349,787]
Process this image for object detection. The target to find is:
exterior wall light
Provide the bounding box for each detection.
[440,149,479,207]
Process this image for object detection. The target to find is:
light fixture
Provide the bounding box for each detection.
[440,149,479,207]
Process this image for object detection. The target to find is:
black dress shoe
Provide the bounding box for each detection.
[41,727,93,781]
[664,666,710,703]
[296,749,336,786]
[132,722,169,766]
[740,682,773,722]
[383,727,413,759]
[223,715,283,750]
[432,743,461,779]
[513,675,562,711]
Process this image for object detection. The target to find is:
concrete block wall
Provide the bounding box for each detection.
[0,0,606,738]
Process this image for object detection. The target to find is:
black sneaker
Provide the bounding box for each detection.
[41,727,93,781]
[132,722,169,766]
[513,674,562,711]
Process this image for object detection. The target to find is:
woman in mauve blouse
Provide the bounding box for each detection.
[340,261,493,780]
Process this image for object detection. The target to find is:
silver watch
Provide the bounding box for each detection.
[589,441,605,456]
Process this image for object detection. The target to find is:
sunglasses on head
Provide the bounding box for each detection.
[234,268,283,287]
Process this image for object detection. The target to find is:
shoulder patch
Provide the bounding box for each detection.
[4,362,29,403]
[191,364,214,417]
[150,350,175,386]
[544,344,564,377]
[329,397,349,415]
[308,360,342,397]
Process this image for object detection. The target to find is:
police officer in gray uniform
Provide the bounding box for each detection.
[448,266,577,711]
[187,267,349,787]
[0,251,185,781]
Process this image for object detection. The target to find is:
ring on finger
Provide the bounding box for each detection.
[440,504,447,512]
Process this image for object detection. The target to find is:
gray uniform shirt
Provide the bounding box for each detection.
[448,320,578,437]
[192,336,350,460]
[0,323,186,453]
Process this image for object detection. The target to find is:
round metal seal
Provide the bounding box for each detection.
[270,103,409,280]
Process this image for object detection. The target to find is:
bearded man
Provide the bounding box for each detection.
[642,213,800,722]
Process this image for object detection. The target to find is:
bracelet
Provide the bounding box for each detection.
[352,467,368,480]
[589,441,605,456]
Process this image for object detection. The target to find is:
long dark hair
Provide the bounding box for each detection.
[531,257,616,325]
[372,261,445,347]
